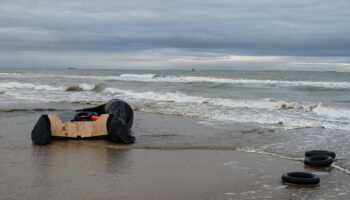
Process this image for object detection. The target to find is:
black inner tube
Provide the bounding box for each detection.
[304,155,334,167]
[282,172,320,185]
[305,150,336,159]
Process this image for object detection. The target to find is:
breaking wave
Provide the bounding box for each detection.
[119,74,159,78]
[3,84,350,130]
[0,82,105,92]
[2,73,350,130]
[311,103,350,119]
[102,88,350,130]
[64,83,105,92]
[0,72,21,78]
[104,88,307,111]
[0,82,62,91]
[3,72,350,90]
[96,74,350,90]
[0,108,68,113]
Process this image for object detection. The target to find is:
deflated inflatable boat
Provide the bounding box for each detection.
[31,99,135,145]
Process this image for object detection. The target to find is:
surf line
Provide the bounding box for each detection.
[236,148,350,176]
[72,142,350,175]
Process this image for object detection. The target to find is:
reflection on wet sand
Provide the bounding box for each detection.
[30,140,132,199]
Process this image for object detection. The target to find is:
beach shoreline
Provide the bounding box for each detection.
[1,110,350,199]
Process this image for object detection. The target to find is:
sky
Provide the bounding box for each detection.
[1,0,350,71]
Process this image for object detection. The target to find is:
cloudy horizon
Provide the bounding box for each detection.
[1,0,350,71]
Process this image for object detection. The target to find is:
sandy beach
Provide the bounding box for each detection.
[1,110,350,200]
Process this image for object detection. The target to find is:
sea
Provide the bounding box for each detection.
[1,68,350,131]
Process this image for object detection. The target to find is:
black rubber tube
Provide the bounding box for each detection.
[304,155,334,167]
[104,99,134,129]
[31,115,52,145]
[282,172,320,185]
[107,115,135,144]
[305,150,336,159]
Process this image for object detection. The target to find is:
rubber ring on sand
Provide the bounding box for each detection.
[305,150,336,159]
[304,155,334,167]
[282,172,320,185]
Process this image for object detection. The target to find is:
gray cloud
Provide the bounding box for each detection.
[0,0,350,69]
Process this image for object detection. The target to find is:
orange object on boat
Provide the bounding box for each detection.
[91,115,99,121]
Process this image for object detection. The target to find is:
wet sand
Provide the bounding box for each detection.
[1,111,350,199]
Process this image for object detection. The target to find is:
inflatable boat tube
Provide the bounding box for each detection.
[282,172,320,185]
[304,155,334,167]
[104,99,134,129]
[305,150,336,159]
[31,115,52,145]
[107,115,135,144]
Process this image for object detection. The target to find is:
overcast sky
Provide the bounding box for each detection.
[1,0,350,70]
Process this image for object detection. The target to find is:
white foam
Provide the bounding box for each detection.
[0,82,63,91]
[104,87,350,130]
[63,74,350,90]
[3,82,350,131]
[78,83,96,91]
[0,82,103,92]
[124,75,350,90]
[0,72,21,78]
[119,73,157,78]
[5,89,110,103]
[312,103,350,119]
[103,87,304,110]
[6,72,350,90]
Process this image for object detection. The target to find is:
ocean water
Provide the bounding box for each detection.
[1,68,350,131]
